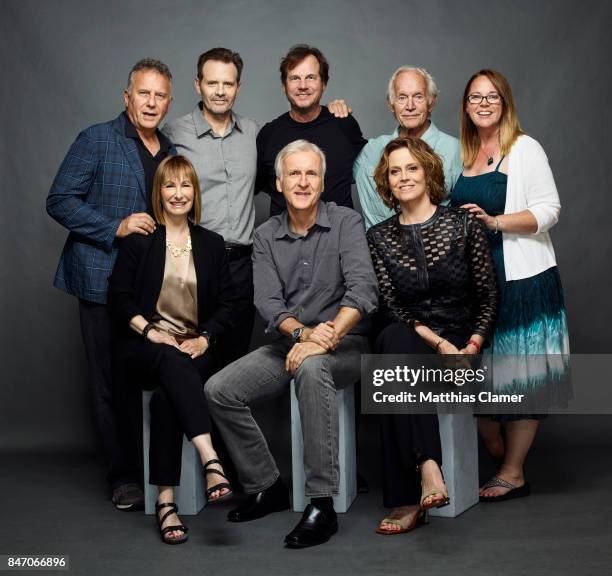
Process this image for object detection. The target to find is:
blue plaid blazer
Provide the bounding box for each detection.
[47,113,175,304]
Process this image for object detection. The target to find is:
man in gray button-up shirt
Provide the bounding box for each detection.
[163,48,258,366]
[206,140,378,549]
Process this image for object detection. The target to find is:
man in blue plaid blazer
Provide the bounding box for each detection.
[46,59,175,510]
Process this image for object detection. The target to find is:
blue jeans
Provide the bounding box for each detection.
[205,335,368,497]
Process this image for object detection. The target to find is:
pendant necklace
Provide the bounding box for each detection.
[481,140,498,166]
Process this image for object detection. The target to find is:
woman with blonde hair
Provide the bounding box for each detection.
[109,155,239,543]
[451,69,570,501]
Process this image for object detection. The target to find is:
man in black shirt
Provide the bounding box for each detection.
[256,44,367,216]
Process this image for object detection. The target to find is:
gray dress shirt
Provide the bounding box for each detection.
[162,105,259,246]
[253,202,379,335]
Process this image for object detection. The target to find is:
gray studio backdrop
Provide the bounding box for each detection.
[1,0,610,452]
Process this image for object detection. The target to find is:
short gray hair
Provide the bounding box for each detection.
[274,139,327,179]
[126,58,173,91]
[387,66,438,105]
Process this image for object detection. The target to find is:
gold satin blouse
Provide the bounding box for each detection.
[151,249,199,341]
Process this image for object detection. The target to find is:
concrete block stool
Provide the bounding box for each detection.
[290,380,356,513]
[142,390,206,515]
[429,413,479,518]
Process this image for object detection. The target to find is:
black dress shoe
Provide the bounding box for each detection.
[227,477,290,522]
[284,504,338,548]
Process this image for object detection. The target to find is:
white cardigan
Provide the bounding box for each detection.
[503,135,560,280]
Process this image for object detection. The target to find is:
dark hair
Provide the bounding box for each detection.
[126,58,172,90]
[279,44,329,85]
[151,156,201,225]
[196,47,244,82]
[374,138,447,210]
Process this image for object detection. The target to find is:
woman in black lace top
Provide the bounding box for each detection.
[367,138,498,535]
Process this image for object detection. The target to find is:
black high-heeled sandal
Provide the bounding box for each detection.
[155,501,189,545]
[204,459,233,503]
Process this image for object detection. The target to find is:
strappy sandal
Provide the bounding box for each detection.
[376,509,429,535]
[155,501,189,545]
[418,460,450,510]
[479,476,530,502]
[420,489,450,510]
[204,459,233,503]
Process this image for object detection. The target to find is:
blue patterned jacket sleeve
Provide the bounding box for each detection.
[46,128,122,253]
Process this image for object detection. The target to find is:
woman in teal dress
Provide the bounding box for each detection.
[451,69,569,502]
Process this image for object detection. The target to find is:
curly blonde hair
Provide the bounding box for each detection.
[374,137,446,210]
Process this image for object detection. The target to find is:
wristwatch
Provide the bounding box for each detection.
[291,326,305,343]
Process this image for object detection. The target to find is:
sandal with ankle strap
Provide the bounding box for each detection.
[204,459,233,503]
[155,501,189,545]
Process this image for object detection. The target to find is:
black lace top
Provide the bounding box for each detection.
[366,205,498,339]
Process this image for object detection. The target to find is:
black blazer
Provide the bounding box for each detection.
[108,223,239,345]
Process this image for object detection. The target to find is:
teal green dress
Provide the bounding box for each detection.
[451,159,570,418]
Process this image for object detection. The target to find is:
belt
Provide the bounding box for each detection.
[225,243,253,261]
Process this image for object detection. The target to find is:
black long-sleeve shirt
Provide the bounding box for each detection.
[256,106,367,216]
[366,206,498,339]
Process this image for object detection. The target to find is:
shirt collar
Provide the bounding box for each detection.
[274,201,331,240]
[123,112,171,152]
[393,120,439,144]
[124,112,139,139]
[193,103,241,137]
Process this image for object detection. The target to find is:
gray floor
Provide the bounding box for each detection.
[2,418,612,576]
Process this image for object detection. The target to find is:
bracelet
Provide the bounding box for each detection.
[494,218,500,234]
[198,330,214,346]
[142,322,155,341]
[466,339,481,353]
[435,338,446,352]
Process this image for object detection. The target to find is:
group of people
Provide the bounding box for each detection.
[46,44,569,548]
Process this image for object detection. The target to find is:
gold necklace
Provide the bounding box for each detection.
[166,235,192,258]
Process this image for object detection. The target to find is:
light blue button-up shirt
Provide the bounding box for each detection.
[353,122,463,230]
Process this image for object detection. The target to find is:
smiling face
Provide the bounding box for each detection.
[123,69,172,136]
[195,59,240,119]
[389,70,434,137]
[465,75,503,130]
[283,55,326,114]
[160,169,195,221]
[387,147,429,206]
[276,149,323,213]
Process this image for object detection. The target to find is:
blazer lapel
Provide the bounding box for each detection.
[148,227,167,310]
[190,225,210,324]
[112,114,147,203]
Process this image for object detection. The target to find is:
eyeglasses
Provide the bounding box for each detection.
[467,93,502,105]
[395,94,427,105]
